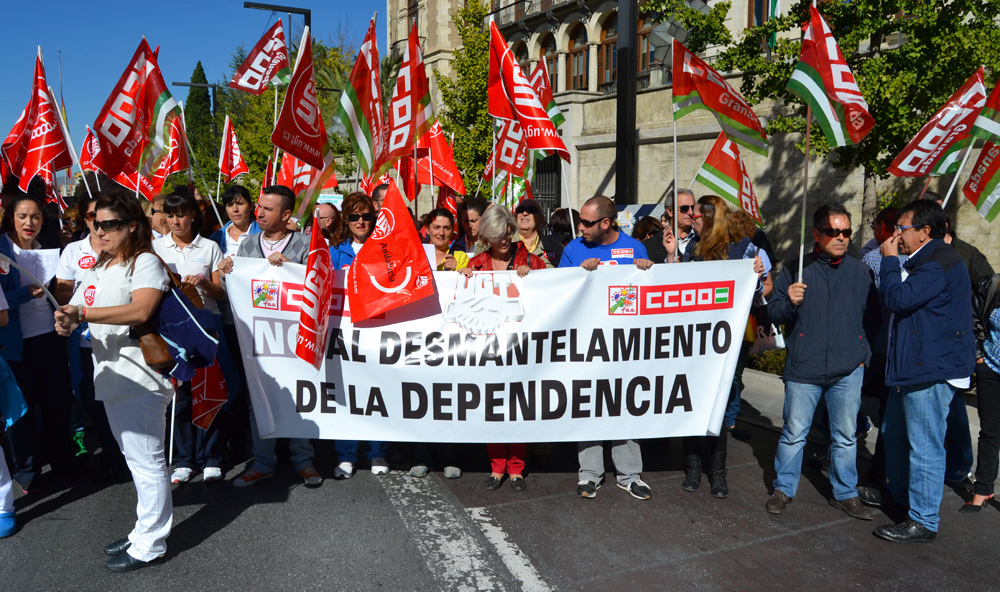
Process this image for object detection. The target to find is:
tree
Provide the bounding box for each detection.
[641,0,735,54]
[436,0,493,196]
[712,0,1000,241]
[184,61,218,196]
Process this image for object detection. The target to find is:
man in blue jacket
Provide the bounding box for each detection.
[874,200,975,543]
[765,203,878,520]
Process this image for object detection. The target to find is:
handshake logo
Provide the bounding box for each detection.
[443,272,525,335]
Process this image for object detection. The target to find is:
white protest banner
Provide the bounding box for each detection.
[228,258,756,443]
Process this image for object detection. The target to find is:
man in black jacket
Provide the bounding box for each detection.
[765,203,879,520]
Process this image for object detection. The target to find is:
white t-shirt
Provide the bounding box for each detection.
[70,253,172,399]
[351,241,363,255]
[153,234,224,315]
[56,236,100,348]
[12,241,55,339]
[225,224,253,255]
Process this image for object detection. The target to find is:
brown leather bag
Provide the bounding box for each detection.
[132,254,206,372]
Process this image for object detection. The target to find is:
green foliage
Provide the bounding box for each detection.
[641,0,734,53]
[381,52,404,116]
[747,349,786,376]
[436,0,493,196]
[714,0,1000,178]
[184,61,217,196]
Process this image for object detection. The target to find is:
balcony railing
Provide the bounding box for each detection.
[486,0,563,27]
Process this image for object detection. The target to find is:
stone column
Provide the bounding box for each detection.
[557,51,568,92]
[588,42,599,93]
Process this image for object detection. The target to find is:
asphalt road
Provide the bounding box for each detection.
[3,420,999,592]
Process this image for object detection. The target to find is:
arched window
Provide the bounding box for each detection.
[638,17,654,73]
[567,24,589,90]
[513,42,529,73]
[597,13,617,91]
[538,34,558,91]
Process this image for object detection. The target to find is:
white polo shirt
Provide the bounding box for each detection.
[56,236,100,348]
[152,234,223,315]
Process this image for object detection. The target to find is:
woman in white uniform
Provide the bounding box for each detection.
[55,192,173,572]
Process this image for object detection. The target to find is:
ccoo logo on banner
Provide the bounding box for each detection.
[227,257,757,443]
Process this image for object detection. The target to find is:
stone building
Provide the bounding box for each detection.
[386,0,999,265]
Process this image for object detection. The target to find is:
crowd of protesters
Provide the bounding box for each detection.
[0,173,996,570]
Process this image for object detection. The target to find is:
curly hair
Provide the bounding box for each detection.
[693,195,732,262]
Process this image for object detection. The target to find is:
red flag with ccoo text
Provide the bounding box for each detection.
[219,115,249,182]
[271,26,327,170]
[229,20,291,95]
[348,182,434,322]
[295,214,336,369]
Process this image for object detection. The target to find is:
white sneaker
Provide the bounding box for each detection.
[371,458,389,475]
[171,467,194,484]
[334,461,355,479]
[202,467,223,482]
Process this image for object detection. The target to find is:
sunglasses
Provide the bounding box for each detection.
[85,212,97,221]
[516,205,541,215]
[150,209,162,215]
[678,205,694,213]
[579,217,608,228]
[347,213,376,222]
[817,227,852,238]
[94,219,130,232]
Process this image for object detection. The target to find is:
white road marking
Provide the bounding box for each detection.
[379,473,517,591]
[466,506,554,592]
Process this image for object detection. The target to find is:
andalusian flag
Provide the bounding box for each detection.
[971,80,1000,141]
[530,58,565,129]
[336,16,383,176]
[380,21,435,176]
[786,3,873,147]
[693,132,764,226]
[672,40,768,156]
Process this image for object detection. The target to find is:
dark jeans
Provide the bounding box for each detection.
[7,332,75,484]
[172,381,227,470]
[974,363,1000,496]
[222,323,252,463]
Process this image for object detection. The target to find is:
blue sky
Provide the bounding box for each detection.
[0,0,387,179]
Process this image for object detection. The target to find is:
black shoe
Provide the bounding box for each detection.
[485,476,503,491]
[617,479,652,500]
[873,519,936,543]
[857,486,883,508]
[577,479,601,499]
[729,426,751,441]
[510,477,526,492]
[681,454,701,492]
[105,553,163,572]
[708,451,728,498]
[103,538,131,556]
[959,494,994,513]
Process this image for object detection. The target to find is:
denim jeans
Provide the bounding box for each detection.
[335,440,388,464]
[883,381,953,532]
[773,366,863,501]
[248,404,314,473]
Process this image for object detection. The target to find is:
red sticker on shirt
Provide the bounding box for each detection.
[79,255,96,269]
[611,248,634,258]
[84,285,96,306]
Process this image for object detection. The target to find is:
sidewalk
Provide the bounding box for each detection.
[739,368,982,463]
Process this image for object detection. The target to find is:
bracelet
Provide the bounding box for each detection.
[79,306,86,323]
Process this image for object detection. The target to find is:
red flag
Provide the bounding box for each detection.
[394,156,420,201]
[382,21,436,174]
[436,185,458,218]
[336,17,384,177]
[672,40,769,156]
[295,215,336,369]
[271,26,327,170]
[229,20,291,95]
[219,115,249,182]
[348,182,435,322]
[191,359,228,430]
[415,122,466,194]
[80,125,106,175]
[487,23,569,162]
[889,68,987,177]
[149,116,189,196]
[275,152,318,197]
[2,53,42,177]
[693,133,763,226]
[486,119,529,179]
[93,39,182,183]
[360,171,393,196]
[36,165,67,209]
[13,55,73,194]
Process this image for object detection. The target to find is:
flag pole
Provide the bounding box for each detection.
[168,393,176,468]
[672,101,679,251]
[491,118,497,204]
[797,107,812,283]
[179,105,224,227]
[917,175,932,199]
[942,145,973,208]
[49,85,93,200]
[413,145,419,220]
[216,118,225,207]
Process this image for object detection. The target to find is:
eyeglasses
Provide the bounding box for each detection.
[894,224,921,232]
[579,217,608,228]
[150,209,161,215]
[347,213,375,222]
[817,227,852,238]
[93,219,130,232]
[516,205,541,215]
[678,205,694,214]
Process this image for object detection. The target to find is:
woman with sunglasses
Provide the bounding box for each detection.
[0,194,78,494]
[153,192,227,485]
[328,192,390,477]
[460,206,546,491]
[54,192,174,572]
[514,199,562,268]
[679,196,767,499]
